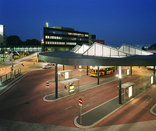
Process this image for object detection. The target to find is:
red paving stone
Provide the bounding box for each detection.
[0,68,139,127]
[96,85,156,127]
[0,68,155,128]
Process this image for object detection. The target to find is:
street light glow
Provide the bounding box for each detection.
[79,65,82,68]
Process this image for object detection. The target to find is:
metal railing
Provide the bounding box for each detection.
[0,68,21,86]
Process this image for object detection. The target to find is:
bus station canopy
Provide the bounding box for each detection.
[73,43,153,57]
[119,45,153,56]
[39,51,156,66]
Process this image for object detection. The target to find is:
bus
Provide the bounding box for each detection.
[89,66,115,77]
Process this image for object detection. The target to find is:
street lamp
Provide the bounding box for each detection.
[118,66,122,104]
[10,48,14,79]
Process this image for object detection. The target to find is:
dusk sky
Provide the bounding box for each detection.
[1,0,156,47]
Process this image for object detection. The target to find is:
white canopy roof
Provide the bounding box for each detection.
[119,45,153,56]
[71,45,81,52]
[83,42,128,58]
[73,43,153,58]
[75,44,90,54]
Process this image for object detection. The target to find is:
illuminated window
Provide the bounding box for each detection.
[66,42,76,45]
[45,35,49,39]
[68,32,73,35]
[85,34,89,37]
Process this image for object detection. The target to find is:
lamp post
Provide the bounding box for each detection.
[118,66,122,104]
[10,48,14,79]
[97,66,100,85]
[86,66,89,75]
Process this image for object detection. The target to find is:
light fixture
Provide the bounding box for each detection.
[127,69,129,75]
[151,76,153,84]
[128,86,132,98]
[119,66,122,78]
[65,72,69,79]
[79,65,82,68]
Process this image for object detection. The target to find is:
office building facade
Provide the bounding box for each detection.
[43,26,96,51]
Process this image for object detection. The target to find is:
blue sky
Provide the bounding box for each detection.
[1,0,156,47]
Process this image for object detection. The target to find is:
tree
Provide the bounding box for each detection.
[148,43,156,50]
[24,39,41,46]
[6,35,22,47]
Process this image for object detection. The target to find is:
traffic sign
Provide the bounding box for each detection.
[79,98,82,106]
[46,81,49,88]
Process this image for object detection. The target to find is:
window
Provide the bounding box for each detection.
[66,42,76,45]
[85,34,89,37]
[45,35,50,39]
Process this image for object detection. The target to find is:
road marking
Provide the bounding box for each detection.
[64,106,73,111]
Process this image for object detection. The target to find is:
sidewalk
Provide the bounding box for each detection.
[0,74,26,95]
[44,75,120,101]
[1,118,156,131]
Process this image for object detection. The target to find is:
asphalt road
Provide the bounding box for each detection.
[0,67,151,128]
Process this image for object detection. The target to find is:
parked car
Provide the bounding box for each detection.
[42,63,52,69]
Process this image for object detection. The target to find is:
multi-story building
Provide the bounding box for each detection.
[43,26,96,51]
[0,24,5,45]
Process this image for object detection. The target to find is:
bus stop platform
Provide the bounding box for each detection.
[74,96,122,128]
[150,104,156,116]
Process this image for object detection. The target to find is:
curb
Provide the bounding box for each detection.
[150,104,156,116]
[0,73,28,96]
[74,96,120,129]
[74,84,154,128]
[43,76,122,103]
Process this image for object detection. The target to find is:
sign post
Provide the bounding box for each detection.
[79,98,82,125]
[46,81,49,88]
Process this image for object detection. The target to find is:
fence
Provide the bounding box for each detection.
[0,68,21,86]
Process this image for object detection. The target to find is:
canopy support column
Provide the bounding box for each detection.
[97,66,100,85]
[154,66,155,84]
[87,66,89,76]
[130,66,132,76]
[63,65,64,70]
